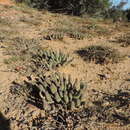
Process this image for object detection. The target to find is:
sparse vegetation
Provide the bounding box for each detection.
[77,45,122,64]
[41,24,88,40]
[4,37,41,74]
[0,2,130,130]
[4,37,73,74]
[19,16,41,26]
[4,56,23,64]
[0,29,17,40]
[0,35,5,43]
[116,33,130,47]
[90,89,130,125]
[0,17,12,26]
[5,37,40,60]
[31,109,87,129]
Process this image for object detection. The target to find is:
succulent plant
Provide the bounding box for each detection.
[32,49,73,70]
[116,33,130,47]
[86,24,98,30]
[44,33,64,40]
[69,31,85,40]
[27,73,86,111]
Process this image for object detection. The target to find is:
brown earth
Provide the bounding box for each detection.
[0,2,130,130]
[0,0,14,5]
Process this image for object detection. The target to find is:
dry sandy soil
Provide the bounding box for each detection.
[0,1,130,130]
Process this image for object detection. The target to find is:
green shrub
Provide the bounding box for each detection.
[77,45,122,64]
[126,9,130,21]
[116,33,130,47]
[19,0,110,16]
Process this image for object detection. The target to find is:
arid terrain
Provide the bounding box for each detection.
[0,1,130,130]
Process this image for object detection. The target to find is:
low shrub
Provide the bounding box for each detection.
[77,45,122,64]
[116,33,130,47]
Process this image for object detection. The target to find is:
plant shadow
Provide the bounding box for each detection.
[0,112,10,130]
[11,81,43,110]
